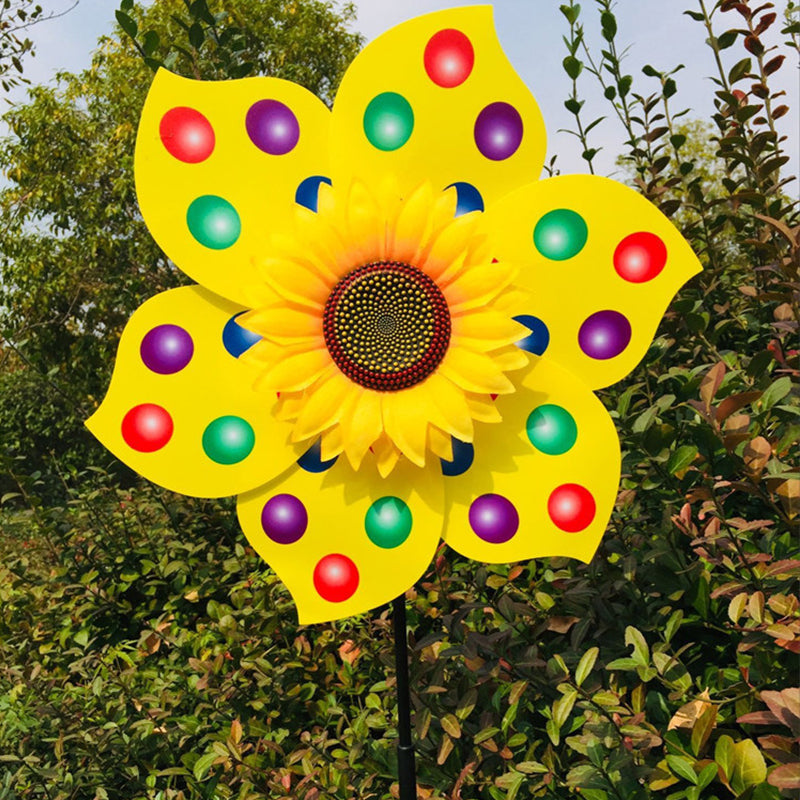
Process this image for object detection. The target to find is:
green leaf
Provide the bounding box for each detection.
[729,57,752,83]
[761,377,792,410]
[575,647,599,687]
[563,55,583,80]
[667,755,698,784]
[193,752,217,780]
[188,22,205,49]
[115,10,138,39]
[441,714,461,739]
[625,627,650,666]
[731,739,767,793]
[668,445,698,474]
[718,30,738,49]
[600,11,617,40]
[715,735,736,779]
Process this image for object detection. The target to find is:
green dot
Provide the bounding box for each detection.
[365,496,412,549]
[533,209,588,260]
[526,404,578,455]
[202,416,255,464]
[187,195,241,250]
[363,93,414,151]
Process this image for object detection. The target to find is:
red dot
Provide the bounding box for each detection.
[121,404,174,452]
[548,484,596,532]
[159,107,215,163]
[424,29,475,88]
[614,232,667,283]
[313,554,359,602]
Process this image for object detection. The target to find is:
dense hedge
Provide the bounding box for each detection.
[1,1,798,798]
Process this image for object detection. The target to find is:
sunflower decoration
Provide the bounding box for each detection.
[88,7,701,624]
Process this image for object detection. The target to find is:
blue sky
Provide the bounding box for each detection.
[6,0,799,180]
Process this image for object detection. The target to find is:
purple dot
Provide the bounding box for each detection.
[261,494,308,544]
[468,494,519,544]
[140,324,194,374]
[246,99,300,155]
[474,102,523,161]
[578,310,632,360]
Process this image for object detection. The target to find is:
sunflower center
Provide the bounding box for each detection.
[323,261,451,391]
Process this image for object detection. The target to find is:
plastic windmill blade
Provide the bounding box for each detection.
[87,6,702,624]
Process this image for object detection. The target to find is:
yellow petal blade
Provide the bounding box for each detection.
[438,346,515,395]
[329,6,546,208]
[135,70,330,305]
[481,174,702,389]
[86,286,297,498]
[442,359,620,564]
[237,455,444,623]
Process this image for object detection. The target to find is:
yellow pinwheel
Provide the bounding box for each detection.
[88,6,701,624]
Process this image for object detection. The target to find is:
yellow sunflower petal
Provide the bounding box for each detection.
[373,435,402,478]
[258,257,332,310]
[291,371,356,442]
[428,427,454,462]
[481,174,702,389]
[438,346,515,395]
[443,260,518,312]
[340,389,383,470]
[329,6,546,209]
[465,394,502,424]
[237,455,444,623]
[240,305,322,343]
[251,341,330,392]
[86,286,297,498]
[417,374,474,442]
[442,359,620,564]
[451,310,528,351]
[382,388,431,467]
[136,70,330,305]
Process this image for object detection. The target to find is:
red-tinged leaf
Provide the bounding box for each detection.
[761,560,800,578]
[717,392,762,421]
[700,362,726,411]
[743,437,771,477]
[548,616,580,634]
[737,710,782,726]
[762,689,800,736]
[753,214,799,249]
[758,734,798,764]
[768,762,800,790]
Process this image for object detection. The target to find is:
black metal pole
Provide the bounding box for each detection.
[392,594,417,800]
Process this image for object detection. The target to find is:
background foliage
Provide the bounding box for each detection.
[0,1,798,798]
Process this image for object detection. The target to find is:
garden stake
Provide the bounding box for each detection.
[392,594,417,800]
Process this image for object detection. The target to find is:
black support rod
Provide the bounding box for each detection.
[392,594,417,800]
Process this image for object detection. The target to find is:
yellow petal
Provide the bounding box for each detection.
[292,371,357,442]
[420,215,480,281]
[253,342,331,392]
[451,310,528,351]
[258,257,331,310]
[135,70,330,305]
[237,454,444,623]
[428,426,454,462]
[382,389,430,468]
[481,174,702,389]
[442,359,620,565]
[443,261,518,312]
[416,373,474,443]
[465,394,502,424]
[240,305,322,343]
[340,388,383,470]
[373,435,402,478]
[329,7,546,210]
[86,286,297,498]
[438,346,515,395]
[320,425,344,460]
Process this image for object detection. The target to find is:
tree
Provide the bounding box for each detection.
[0,0,361,479]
